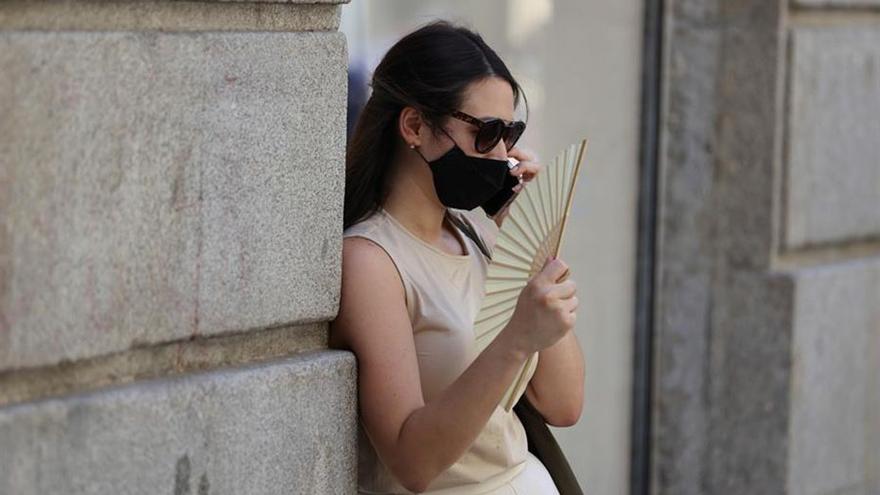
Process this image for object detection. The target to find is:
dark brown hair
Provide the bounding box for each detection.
[343,19,528,229]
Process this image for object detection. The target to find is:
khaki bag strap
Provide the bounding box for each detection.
[446,211,492,261]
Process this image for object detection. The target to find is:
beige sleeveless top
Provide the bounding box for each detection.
[344,206,529,494]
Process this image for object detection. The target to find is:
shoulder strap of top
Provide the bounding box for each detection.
[447,211,492,261]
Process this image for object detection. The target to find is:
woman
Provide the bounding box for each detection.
[329,20,584,494]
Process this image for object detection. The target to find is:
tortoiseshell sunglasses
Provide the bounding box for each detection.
[450,110,526,154]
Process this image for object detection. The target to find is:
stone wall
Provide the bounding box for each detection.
[0,1,355,493]
[654,1,879,494]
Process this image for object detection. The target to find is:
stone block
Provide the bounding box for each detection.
[787,260,880,495]
[216,0,344,3]
[0,350,357,494]
[785,27,880,249]
[0,31,347,370]
[0,321,329,407]
[0,0,345,32]
[794,0,880,6]
[706,271,795,494]
[653,1,787,492]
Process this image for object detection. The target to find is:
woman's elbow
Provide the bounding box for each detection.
[404,479,430,494]
[397,470,437,493]
[547,404,582,427]
[546,393,584,427]
[390,459,439,493]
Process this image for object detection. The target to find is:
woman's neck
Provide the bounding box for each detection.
[382,199,447,243]
[382,155,448,243]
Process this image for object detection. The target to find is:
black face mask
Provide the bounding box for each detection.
[413,131,515,212]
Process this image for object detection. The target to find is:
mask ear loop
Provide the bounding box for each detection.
[411,125,460,164]
[411,143,430,164]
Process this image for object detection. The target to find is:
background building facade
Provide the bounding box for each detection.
[654,1,880,494]
[1,1,877,494]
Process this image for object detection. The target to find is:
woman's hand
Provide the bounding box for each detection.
[502,256,578,357]
[492,147,543,228]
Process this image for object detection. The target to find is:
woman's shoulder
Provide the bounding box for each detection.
[343,210,404,259]
[343,209,384,237]
[343,212,396,265]
[341,233,407,306]
[342,210,408,286]
[340,215,412,322]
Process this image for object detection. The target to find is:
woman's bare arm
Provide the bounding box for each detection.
[330,237,529,493]
[524,329,585,426]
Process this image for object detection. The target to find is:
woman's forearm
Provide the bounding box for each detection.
[393,328,527,492]
[527,330,585,426]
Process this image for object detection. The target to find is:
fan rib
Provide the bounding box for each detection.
[516,191,548,241]
[516,197,546,258]
[520,182,547,237]
[489,257,531,272]
[494,239,536,266]
[553,148,565,224]
[474,301,517,325]
[484,284,524,297]
[561,146,573,220]
[474,297,518,339]
[506,205,542,251]
[489,276,530,283]
[497,230,538,263]
[504,353,538,411]
[538,155,557,240]
[480,294,519,313]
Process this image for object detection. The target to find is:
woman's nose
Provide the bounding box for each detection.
[485,138,509,160]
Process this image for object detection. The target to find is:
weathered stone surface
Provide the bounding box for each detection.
[707,271,795,495]
[785,27,880,249]
[0,321,328,407]
[658,3,880,495]
[0,31,347,370]
[794,0,880,6]
[0,350,357,494]
[787,260,880,495]
[653,6,723,493]
[0,0,343,32]
[216,0,345,3]
[653,1,787,493]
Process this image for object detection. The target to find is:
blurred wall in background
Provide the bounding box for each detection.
[342,2,644,494]
[653,1,880,494]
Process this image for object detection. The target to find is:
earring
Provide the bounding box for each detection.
[409,144,416,149]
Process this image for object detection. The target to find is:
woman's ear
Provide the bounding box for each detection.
[398,106,423,147]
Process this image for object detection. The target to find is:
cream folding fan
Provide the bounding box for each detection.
[474,138,588,412]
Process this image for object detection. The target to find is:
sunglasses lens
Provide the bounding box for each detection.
[476,121,504,153]
[504,122,526,150]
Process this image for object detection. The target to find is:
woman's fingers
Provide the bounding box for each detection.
[545,279,577,300]
[564,295,579,313]
[508,146,537,163]
[510,161,542,181]
[508,147,542,182]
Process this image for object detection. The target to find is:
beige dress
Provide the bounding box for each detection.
[344,206,557,495]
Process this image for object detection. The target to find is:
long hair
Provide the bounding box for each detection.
[344,20,528,229]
